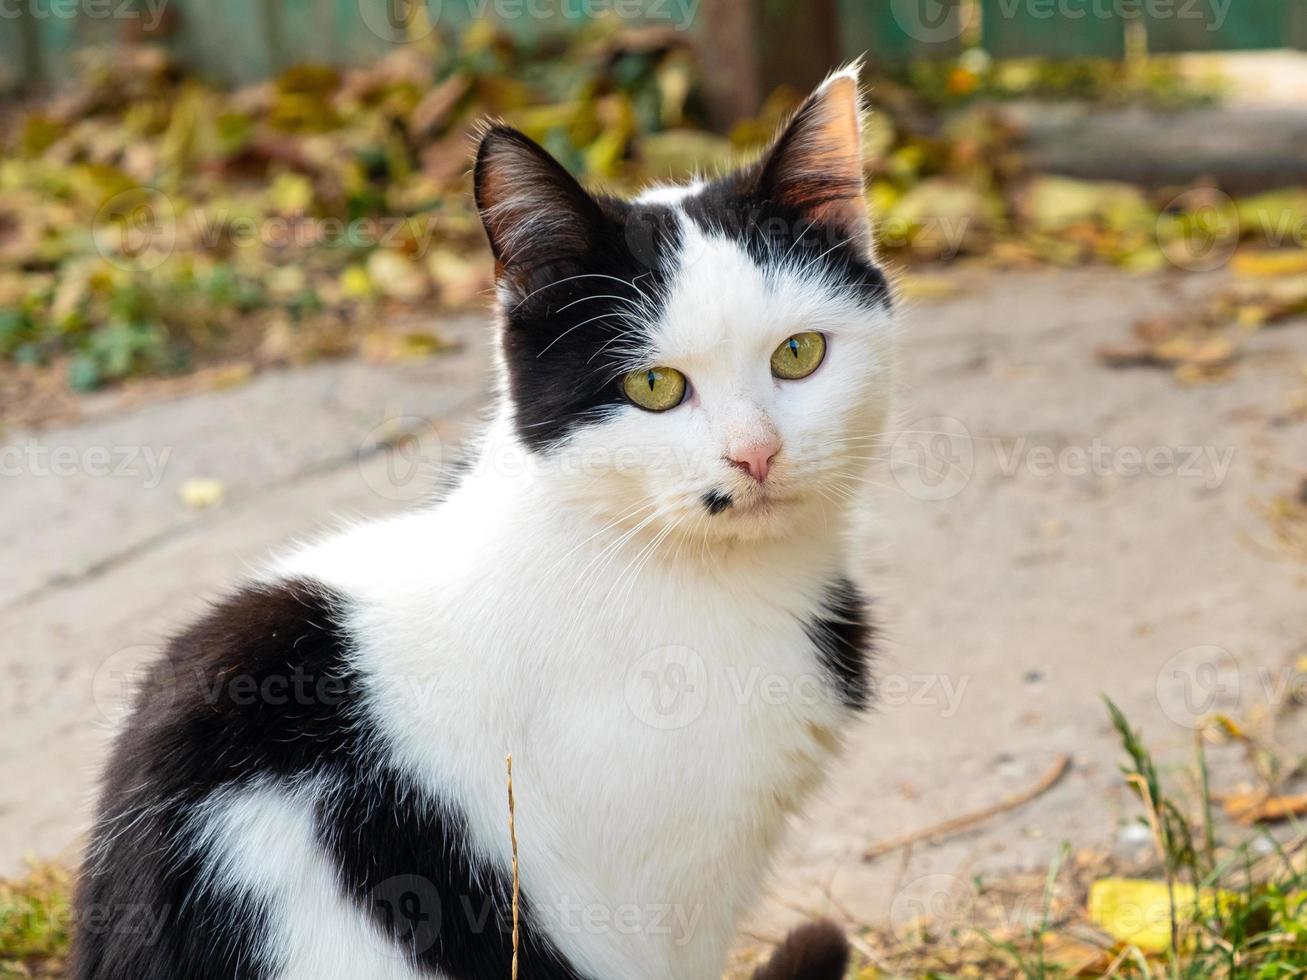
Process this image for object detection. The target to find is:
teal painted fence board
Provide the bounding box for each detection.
[274,0,395,73]
[18,4,121,86]
[5,0,1307,95]
[1145,0,1285,53]
[838,0,964,63]
[1291,1,1307,48]
[982,0,1126,59]
[0,15,37,91]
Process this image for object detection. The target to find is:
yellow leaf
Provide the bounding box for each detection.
[1088,878,1230,953]
[180,477,225,509]
[366,251,427,301]
[269,172,314,214]
[206,363,253,391]
[1232,251,1307,278]
[897,274,959,301]
[341,264,373,300]
[1212,714,1245,739]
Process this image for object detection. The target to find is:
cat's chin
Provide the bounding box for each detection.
[697,491,826,545]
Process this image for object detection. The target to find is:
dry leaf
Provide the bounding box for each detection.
[180,477,225,509]
[1088,878,1230,953]
[1232,250,1307,279]
[1222,790,1307,825]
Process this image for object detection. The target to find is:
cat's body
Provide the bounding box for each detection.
[74,67,892,980]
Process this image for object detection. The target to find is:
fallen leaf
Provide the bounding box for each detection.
[1222,790,1307,825]
[896,274,959,301]
[366,251,427,301]
[205,363,254,390]
[340,264,373,300]
[180,477,225,509]
[1040,934,1113,976]
[1232,250,1307,279]
[1088,878,1231,953]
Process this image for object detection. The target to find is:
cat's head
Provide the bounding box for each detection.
[473,67,894,544]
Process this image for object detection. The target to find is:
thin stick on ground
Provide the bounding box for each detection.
[506,753,520,980]
[862,754,1072,862]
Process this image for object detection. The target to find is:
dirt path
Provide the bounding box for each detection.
[4,269,1305,942]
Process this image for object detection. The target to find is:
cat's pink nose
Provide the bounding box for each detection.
[726,441,780,483]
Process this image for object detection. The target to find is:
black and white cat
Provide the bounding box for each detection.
[73,66,893,980]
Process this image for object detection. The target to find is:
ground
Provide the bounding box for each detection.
[3,266,1305,953]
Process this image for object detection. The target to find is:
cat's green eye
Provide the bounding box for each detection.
[771,332,826,380]
[623,366,687,412]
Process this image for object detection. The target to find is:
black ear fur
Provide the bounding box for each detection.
[473,126,607,276]
[755,73,870,246]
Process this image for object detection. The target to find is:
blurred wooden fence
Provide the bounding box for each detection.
[4,0,1307,99]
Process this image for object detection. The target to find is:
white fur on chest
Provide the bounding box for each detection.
[269,463,857,978]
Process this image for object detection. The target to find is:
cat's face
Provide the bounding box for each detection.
[475,70,894,544]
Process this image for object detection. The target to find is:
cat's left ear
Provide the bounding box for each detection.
[474,125,606,281]
[756,67,871,249]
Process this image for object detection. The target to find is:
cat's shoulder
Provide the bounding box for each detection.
[108,576,362,792]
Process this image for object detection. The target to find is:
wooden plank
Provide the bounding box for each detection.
[839,0,964,64]
[26,5,122,88]
[1145,0,1284,53]
[167,0,278,84]
[693,0,764,125]
[982,0,1126,59]
[1291,0,1307,48]
[759,0,842,97]
[0,8,36,92]
[333,0,409,66]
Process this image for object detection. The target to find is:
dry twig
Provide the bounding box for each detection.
[862,755,1072,861]
[506,753,520,980]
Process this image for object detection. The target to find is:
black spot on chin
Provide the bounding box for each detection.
[703,489,733,515]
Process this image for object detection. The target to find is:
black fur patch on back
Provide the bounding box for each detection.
[752,919,850,980]
[803,578,874,711]
[73,579,587,980]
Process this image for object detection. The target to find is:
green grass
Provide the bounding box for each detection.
[0,864,70,978]
[821,700,1306,979]
[1097,697,1307,980]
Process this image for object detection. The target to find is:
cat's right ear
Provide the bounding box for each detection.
[474,126,605,280]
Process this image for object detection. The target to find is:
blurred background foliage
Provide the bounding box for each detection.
[0,16,1305,404]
